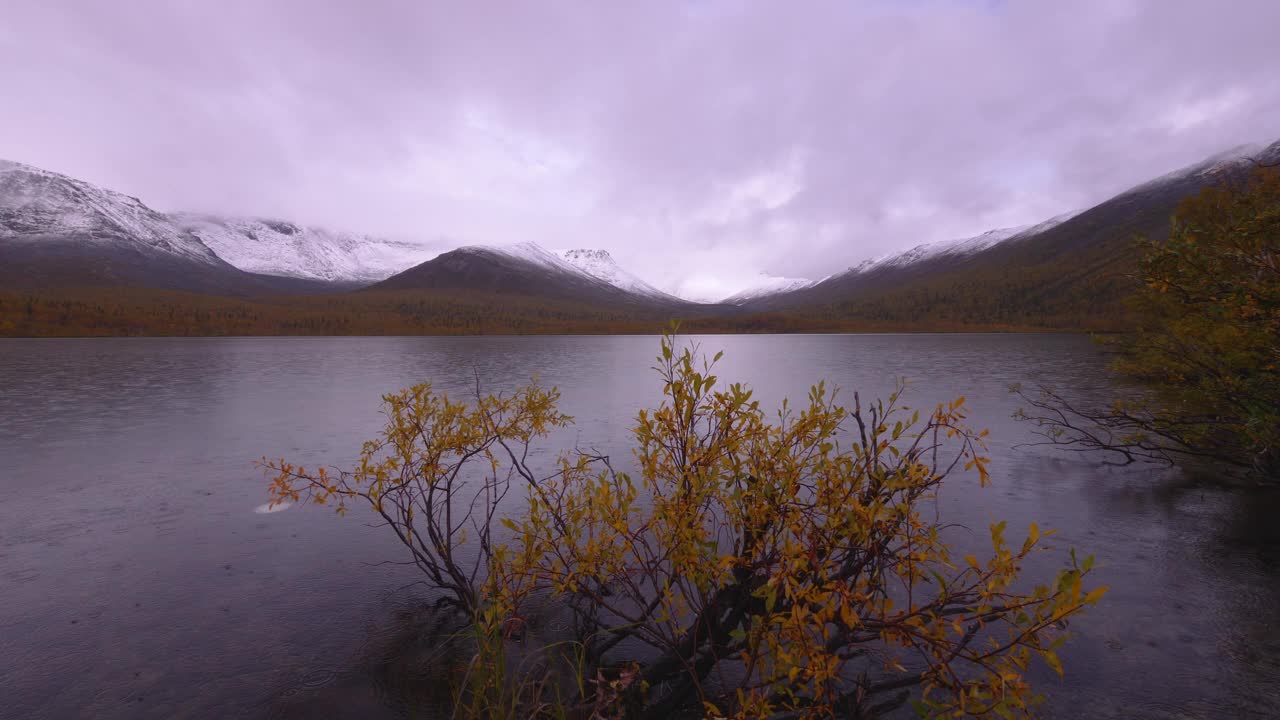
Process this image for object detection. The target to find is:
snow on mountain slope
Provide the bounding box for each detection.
[721,274,817,305]
[173,213,437,283]
[462,242,685,302]
[557,248,682,301]
[1008,208,1084,239]
[846,226,1029,277]
[835,208,1084,280]
[1126,142,1267,196]
[0,159,220,263]
[478,241,592,280]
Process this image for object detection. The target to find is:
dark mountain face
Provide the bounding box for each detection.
[0,237,230,292]
[743,139,1280,327]
[0,237,357,295]
[370,246,699,311]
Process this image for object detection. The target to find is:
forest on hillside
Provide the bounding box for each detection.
[0,286,1099,338]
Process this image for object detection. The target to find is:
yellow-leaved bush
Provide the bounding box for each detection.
[264,330,1104,719]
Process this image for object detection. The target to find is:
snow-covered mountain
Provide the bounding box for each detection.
[719,210,1086,306]
[422,241,682,300]
[0,159,221,264]
[716,216,1078,307]
[0,158,300,292]
[7,136,1276,312]
[845,226,1029,276]
[1126,141,1269,197]
[0,157,672,298]
[557,248,683,302]
[373,240,695,309]
[720,275,818,305]
[481,241,590,274]
[173,213,437,283]
[833,209,1083,281]
[467,242,686,303]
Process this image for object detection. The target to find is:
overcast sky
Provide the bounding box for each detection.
[2,1,1277,300]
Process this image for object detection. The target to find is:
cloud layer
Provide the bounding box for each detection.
[3,1,1277,299]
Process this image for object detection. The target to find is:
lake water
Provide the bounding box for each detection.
[1,335,1276,719]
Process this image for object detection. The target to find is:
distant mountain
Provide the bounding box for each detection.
[173,213,436,284]
[0,158,683,305]
[841,215,1077,278]
[370,241,697,309]
[720,275,818,305]
[6,137,1277,332]
[558,248,684,303]
[0,159,279,293]
[743,138,1280,328]
[785,209,1081,300]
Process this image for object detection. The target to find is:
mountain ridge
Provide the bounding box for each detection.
[0,158,687,304]
[558,248,685,303]
[738,137,1280,324]
[4,136,1277,331]
[368,242,704,311]
[172,212,437,284]
[0,159,312,294]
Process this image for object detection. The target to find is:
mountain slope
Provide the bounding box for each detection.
[794,210,1081,300]
[721,275,818,305]
[0,160,220,264]
[370,241,698,310]
[173,213,436,284]
[745,139,1280,327]
[558,248,683,302]
[0,160,690,304]
[0,160,338,294]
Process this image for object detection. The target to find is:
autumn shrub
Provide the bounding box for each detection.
[1016,165,1280,482]
[264,331,1103,718]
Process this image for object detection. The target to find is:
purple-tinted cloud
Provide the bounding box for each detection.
[2,0,1277,299]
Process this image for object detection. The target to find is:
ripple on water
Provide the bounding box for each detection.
[253,502,292,514]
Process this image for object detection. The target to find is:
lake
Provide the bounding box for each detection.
[1,334,1276,719]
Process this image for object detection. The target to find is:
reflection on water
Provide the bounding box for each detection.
[0,335,1276,719]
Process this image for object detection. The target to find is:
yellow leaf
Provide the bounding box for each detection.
[1042,650,1064,677]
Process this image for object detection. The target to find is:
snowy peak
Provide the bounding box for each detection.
[372,240,669,308]
[468,241,681,301]
[172,213,437,283]
[453,241,584,280]
[0,158,438,285]
[421,241,688,305]
[721,275,817,305]
[563,248,614,265]
[561,248,623,283]
[557,247,680,301]
[0,159,220,264]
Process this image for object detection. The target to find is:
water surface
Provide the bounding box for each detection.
[1,335,1276,718]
